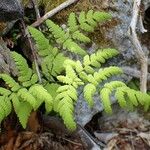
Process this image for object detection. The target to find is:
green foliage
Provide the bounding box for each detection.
[28,26,66,80]
[0,10,150,132]
[28,10,150,130]
[0,52,53,128]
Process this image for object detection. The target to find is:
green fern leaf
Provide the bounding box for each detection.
[0,74,20,92]
[87,74,98,86]
[86,10,97,27]
[93,67,123,83]
[126,89,138,106]
[54,85,77,130]
[29,84,53,112]
[22,74,38,87]
[44,83,60,98]
[63,39,87,56]
[0,96,12,117]
[46,20,68,44]
[0,88,11,96]
[10,93,20,113]
[28,26,53,56]
[11,52,33,83]
[115,88,127,108]
[80,22,94,32]
[17,88,36,109]
[84,83,96,107]
[100,88,112,113]
[68,12,78,32]
[93,11,112,23]
[104,81,127,90]
[17,101,32,128]
[72,31,91,43]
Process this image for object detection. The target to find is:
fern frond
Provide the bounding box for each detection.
[28,26,53,56]
[46,20,87,56]
[57,65,84,88]
[63,39,87,56]
[11,52,32,82]
[88,67,123,84]
[100,88,112,113]
[115,88,127,108]
[100,81,127,113]
[84,83,96,107]
[78,10,111,32]
[17,88,36,109]
[68,12,78,32]
[54,85,77,130]
[10,93,20,113]
[17,101,32,128]
[83,48,119,68]
[0,74,20,92]
[0,88,11,96]
[72,31,91,43]
[44,83,60,98]
[0,96,12,118]
[29,84,53,113]
[46,20,69,44]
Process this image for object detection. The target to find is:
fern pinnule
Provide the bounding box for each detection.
[100,81,127,113]
[126,89,138,106]
[0,74,20,92]
[54,85,77,130]
[72,31,91,43]
[93,11,111,22]
[87,74,98,86]
[92,67,123,84]
[63,39,87,56]
[0,96,12,117]
[83,49,119,69]
[84,83,96,107]
[11,52,33,82]
[28,26,52,56]
[115,88,127,108]
[17,101,32,128]
[103,81,126,91]
[46,20,68,44]
[100,88,112,113]
[0,88,11,96]
[68,12,78,32]
[86,10,98,27]
[17,88,36,109]
[78,10,111,32]
[10,93,20,113]
[29,84,53,113]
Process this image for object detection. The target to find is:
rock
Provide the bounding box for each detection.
[75,0,150,127]
[0,0,23,22]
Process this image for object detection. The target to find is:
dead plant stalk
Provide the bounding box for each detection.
[129,0,148,92]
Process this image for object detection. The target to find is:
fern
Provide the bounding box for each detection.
[78,10,111,32]
[100,81,150,113]
[28,27,67,80]
[1,10,149,132]
[54,85,77,130]
[0,52,54,128]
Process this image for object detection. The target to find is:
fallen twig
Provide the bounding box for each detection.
[31,0,78,27]
[128,0,148,92]
[21,20,42,83]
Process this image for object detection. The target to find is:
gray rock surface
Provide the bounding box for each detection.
[75,0,150,126]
